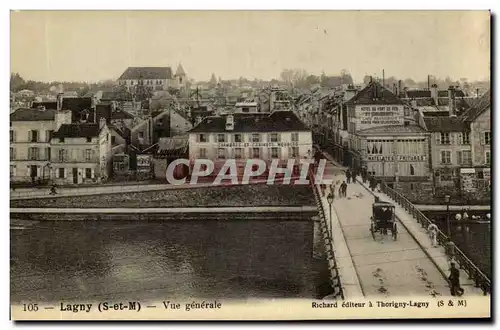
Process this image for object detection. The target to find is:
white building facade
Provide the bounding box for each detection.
[188,112,313,172]
[10,108,72,183]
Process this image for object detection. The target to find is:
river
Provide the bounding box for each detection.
[10,219,330,304]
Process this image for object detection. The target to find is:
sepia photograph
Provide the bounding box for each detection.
[8,9,491,321]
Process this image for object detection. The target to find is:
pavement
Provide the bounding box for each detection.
[315,151,486,298]
[356,179,487,297]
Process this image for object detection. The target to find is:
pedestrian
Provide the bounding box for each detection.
[341,181,347,197]
[330,182,336,199]
[448,262,464,296]
[346,169,351,184]
[338,186,343,198]
[427,223,438,247]
[49,184,58,195]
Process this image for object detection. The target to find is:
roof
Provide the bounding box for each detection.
[52,123,102,138]
[10,108,57,121]
[460,89,491,122]
[32,97,93,112]
[438,90,466,98]
[373,201,395,208]
[423,116,469,132]
[348,82,404,105]
[118,67,173,80]
[175,64,186,76]
[111,109,135,120]
[406,90,431,98]
[357,124,428,135]
[189,111,310,133]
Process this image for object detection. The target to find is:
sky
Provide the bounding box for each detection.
[10,10,491,83]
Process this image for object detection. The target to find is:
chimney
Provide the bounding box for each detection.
[427,75,430,90]
[398,80,402,97]
[430,84,438,105]
[225,114,234,131]
[56,93,64,111]
[99,117,107,129]
[448,86,457,117]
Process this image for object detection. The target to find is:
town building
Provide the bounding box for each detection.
[459,89,491,202]
[419,116,471,192]
[10,107,72,183]
[50,119,112,184]
[118,66,187,90]
[188,111,312,173]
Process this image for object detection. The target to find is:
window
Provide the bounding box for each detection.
[10,147,14,160]
[269,133,280,143]
[440,150,451,164]
[290,147,299,158]
[234,148,242,159]
[458,132,470,144]
[409,164,415,175]
[85,149,93,161]
[439,133,450,144]
[217,134,226,143]
[85,168,92,179]
[10,130,14,142]
[58,149,66,162]
[234,134,242,143]
[485,151,491,165]
[271,147,279,158]
[10,165,15,178]
[252,148,260,158]
[217,148,226,159]
[86,137,92,143]
[242,107,250,113]
[457,150,472,165]
[199,148,206,158]
[251,134,261,143]
[58,168,65,178]
[198,134,208,143]
[28,147,39,160]
[46,147,51,161]
[483,131,491,145]
[59,137,65,143]
[138,131,145,139]
[291,132,299,142]
[30,130,39,142]
[111,136,116,144]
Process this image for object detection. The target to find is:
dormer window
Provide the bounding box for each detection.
[86,137,92,143]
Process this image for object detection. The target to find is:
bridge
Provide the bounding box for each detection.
[313,156,491,300]
[10,158,491,301]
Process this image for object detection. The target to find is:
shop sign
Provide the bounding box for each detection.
[218,142,299,148]
[366,155,427,162]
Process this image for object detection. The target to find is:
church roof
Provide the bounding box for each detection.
[175,64,186,77]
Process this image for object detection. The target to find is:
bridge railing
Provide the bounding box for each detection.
[309,167,344,300]
[380,182,491,296]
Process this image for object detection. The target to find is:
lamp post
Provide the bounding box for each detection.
[444,194,455,262]
[445,195,451,237]
[326,193,334,234]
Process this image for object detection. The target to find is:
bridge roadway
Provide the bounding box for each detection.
[318,160,485,298]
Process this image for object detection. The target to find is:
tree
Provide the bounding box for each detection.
[209,73,217,86]
[305,75,320,86]
[10,73,25,92]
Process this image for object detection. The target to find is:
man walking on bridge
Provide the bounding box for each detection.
[448,263,464,296]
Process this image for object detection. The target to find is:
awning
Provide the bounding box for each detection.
[157,137,188,155]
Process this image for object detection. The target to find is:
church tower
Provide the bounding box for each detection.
[175,63,187,86]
